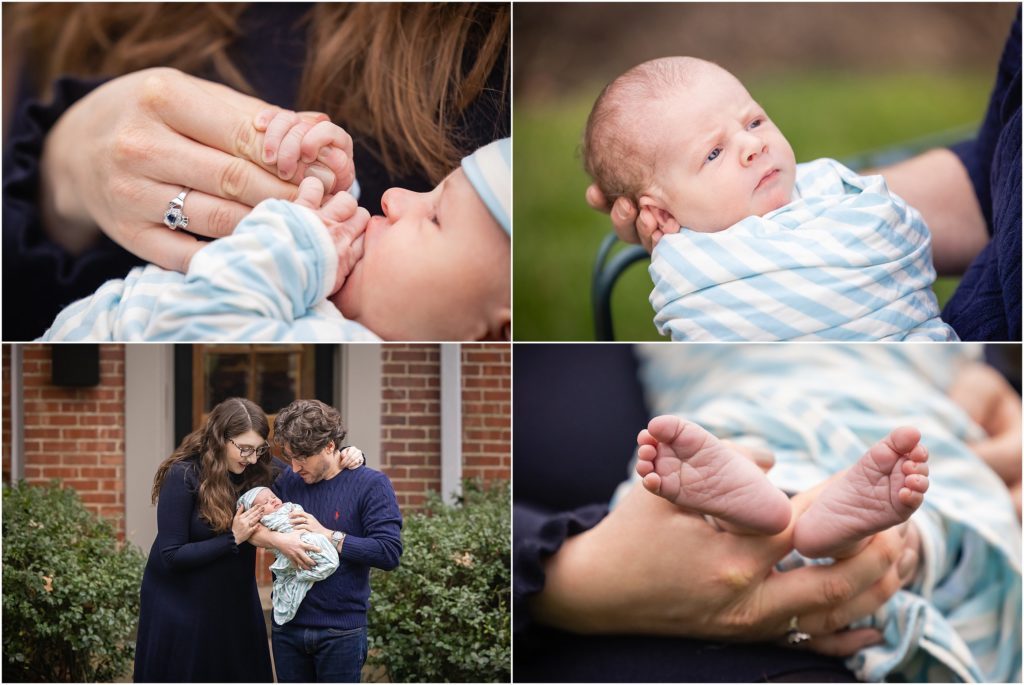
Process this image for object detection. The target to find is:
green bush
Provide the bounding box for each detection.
[368,480,510,683]
[3,481,146,682]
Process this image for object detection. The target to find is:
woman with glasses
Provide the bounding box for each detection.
[134,397,361,682]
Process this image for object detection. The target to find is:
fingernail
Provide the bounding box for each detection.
[254,109,273,129]
[897,549,917,579]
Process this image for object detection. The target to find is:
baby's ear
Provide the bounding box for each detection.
[638,195,680,234]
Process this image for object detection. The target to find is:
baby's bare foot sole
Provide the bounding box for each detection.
[793,426,929,558]
[636,416,791,534]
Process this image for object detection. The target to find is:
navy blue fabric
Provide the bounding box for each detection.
[2,3,508,340]
[134,458,273,682]
[512,345,854,681]
[944,9,1021,341]
[272,463,402,631]
[271,623,368,683]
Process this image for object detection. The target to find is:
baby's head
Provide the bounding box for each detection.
[583,57,796,237]
[335,138,511,340]
[237,486,283,514]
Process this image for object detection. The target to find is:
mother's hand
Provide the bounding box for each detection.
[530,483,912,656]
[41,67,352,272]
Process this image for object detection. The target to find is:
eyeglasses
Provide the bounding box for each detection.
[229,439,270,459]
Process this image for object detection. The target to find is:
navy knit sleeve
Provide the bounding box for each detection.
[155,462,238,570]
[512,502,609,634]
[341,474,403,570]
[943,8,1021,340]
[2,75,145,340]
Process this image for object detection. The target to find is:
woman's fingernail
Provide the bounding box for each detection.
[897,549,917,579]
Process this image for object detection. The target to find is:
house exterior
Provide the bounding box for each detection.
[3,343,510,577]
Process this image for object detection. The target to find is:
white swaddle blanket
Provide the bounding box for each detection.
[238,487,339,625]
[649,159,958,341]
[615,345,1020,682]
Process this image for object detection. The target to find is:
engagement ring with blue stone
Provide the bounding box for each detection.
[163,189,191,230]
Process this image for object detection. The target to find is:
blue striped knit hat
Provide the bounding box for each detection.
[461,137,511,236]
[237,486,267,511]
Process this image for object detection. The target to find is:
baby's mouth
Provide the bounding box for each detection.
[755,168,780,191]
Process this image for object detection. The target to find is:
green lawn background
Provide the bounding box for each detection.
[513,70,992,341]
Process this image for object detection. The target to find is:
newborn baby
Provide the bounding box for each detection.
[238,486,339,625]
[40,118,511,341]
[583,57,958,341]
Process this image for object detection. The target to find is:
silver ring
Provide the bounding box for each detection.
[163,188,191,230]
[785,616,812,645]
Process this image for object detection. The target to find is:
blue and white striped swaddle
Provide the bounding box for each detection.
[649,159,958,341]
[40,199,379,341]
[238,487,339,625]
[618,345,1020,682]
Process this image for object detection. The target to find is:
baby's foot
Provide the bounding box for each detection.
[793,426,929,558]
[637,416,792,534]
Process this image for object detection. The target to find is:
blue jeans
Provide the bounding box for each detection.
[271,623,368,683]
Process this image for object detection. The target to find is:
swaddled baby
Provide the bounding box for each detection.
[582,56,958,341]
[238,486,339,625]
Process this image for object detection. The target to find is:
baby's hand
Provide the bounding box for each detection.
[254,109,355,196]
[294,177,370,294]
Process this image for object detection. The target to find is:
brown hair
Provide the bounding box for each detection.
[272,399,347,458]
[582,56,718,205]
[151,397,272,534]
[5,3,509,184]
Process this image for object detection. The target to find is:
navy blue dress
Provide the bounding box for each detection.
[133,458,272,682]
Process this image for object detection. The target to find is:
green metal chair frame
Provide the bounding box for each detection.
[591,125,978,340]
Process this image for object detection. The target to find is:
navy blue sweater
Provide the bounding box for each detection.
[272,463,402,630]
[944,8,1021,341]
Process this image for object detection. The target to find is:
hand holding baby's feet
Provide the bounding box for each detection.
[254,109,355,195]
[294,177,369,294]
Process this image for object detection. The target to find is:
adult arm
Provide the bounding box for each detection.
[525,484,913,656]
[947,360,1022,486]
[155,463,245,570]
[343,475,404,570]
[867,149,988,276]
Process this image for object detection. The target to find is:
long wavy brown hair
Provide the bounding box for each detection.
[150,397,273,534]
[4,2,509,184]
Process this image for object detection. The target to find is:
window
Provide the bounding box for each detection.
[192,345,316,432]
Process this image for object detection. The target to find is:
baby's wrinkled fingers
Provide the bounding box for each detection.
[316,146,355,194]
[262,109,300,164]
[253,108,280,132]
[294,177,326,210]
[318,192,360,225]
[276,119,315,181]
[300,120,354,161]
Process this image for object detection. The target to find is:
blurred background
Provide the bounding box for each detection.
[513,2,1018,341]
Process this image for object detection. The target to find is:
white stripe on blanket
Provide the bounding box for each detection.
[40,200,379,341]
[614,344,1020,682]
[649,159,958,341]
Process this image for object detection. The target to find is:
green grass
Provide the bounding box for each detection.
[513,70,992,341]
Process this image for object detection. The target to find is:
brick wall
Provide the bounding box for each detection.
[462,344,511,482]
[19,345,127,537]
[379,345,442,508]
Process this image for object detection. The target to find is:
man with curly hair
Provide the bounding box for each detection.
[265,399,403,683]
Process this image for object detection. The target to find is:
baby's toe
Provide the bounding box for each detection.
[637,444,657,463]
[904,473,929,493]
[898,487,925,509]
[901,460,928,477]
[637,429,657,447]
[889,426,922,454]
[647,415,684,443]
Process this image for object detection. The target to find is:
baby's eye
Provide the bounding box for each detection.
[705,147,722,163]
[748,118,764,129]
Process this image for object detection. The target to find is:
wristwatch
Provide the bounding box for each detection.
[331,530,346,551]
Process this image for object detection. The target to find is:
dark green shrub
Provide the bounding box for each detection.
[3,481,146,682]
[368,480,510,682]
